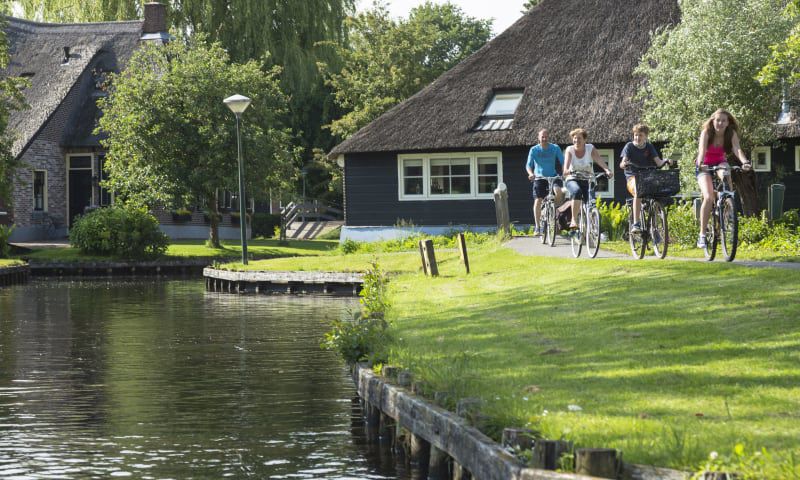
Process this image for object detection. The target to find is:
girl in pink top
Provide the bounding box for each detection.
[694,109,752,248]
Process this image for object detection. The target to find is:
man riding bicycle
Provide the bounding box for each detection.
[526,128,565,236]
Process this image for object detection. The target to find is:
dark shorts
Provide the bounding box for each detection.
[532,178,564,199]
[565,179,589,201]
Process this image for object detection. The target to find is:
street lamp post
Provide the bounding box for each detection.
[224,94,252,265]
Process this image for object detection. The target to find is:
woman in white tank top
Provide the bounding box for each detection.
[563,128,613,229]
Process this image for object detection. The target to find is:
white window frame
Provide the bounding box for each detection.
[397,152,503,201]
[33,169,48,212]
[794,145,800,172]
[752,146,771,172]
[594,149,615,199]
[483,92,523,117]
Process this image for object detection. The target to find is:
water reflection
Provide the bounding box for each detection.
[0,279,408,479]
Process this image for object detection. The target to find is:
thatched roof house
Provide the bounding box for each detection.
[331,0,681,157]
[1,3,169,241]
[329,0,686,238]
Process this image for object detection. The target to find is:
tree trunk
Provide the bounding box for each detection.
[207,199,221,248]
[729,158,759,216]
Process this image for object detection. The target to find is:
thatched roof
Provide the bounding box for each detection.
[3,16,144,157]
[330,0,681,157]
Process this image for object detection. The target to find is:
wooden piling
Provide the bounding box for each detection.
[409,433,431,472]
[532,439,572,470]
[418,240,429,276]
[575,448,620,478]
[419,239,438,276]
[457,232,470,274]
[428,445,450,480]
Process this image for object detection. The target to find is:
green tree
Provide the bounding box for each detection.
[96,36,298,247]
[0,10,28,207]
[323,1,493,139]
[758,1,800,86]
[15,0,139,22]
[635,0,793,215]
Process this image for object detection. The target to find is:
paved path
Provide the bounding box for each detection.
[506,235,800,270]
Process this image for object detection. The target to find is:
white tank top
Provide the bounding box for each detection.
[568,144,594,177]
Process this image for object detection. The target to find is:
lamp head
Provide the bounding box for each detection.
[224,94,252,115]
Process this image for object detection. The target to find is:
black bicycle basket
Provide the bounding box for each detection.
[635,169,680,198]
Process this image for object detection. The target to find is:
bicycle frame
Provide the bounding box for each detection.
[700,165,742,261]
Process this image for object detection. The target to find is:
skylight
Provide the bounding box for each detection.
[483,91,523,117]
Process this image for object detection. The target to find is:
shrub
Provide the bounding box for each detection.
[666,200,699,247]
[251,212,281,238]
[322,260,391,364]
[69,206,169,258]
[598,199,628,241]
[0,225,13,258]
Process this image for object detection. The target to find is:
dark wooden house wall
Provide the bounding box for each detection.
[761,140,800,212]
[343,144,628,227]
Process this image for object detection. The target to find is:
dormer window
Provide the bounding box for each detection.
[474,90,523,131]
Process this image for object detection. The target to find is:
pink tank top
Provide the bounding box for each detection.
[704,144,726,166]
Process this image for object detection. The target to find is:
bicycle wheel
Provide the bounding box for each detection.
[703,213,718,261]
[650,201,668,259]
[628,206,646,259]
[720,195,738,262]
[546,203,557,247]
[540,203,549,245]
[570,208,583,258]
[586,207,601,258]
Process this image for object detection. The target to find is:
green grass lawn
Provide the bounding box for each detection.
[602,239,800,262]
[0,258,23,267]
[374,244,800,471]
[15,238,338,262]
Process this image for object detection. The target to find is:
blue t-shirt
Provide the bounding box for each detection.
[526,143,564,177]
[621,142,660,175]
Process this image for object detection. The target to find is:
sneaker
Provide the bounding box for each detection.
[631,222,642,233]
[696,235,707,249]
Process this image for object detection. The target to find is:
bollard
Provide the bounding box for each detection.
[419,239,439,277]
[381,365,400,379]
[418,240,429,276]
[397,370,413,387]
[575,448,620,479]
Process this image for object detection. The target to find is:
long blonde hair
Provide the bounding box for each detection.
[702,109,740,154]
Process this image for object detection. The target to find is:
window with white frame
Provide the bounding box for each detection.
[398,152,503,200]
[795,146,800,172]
[33,170,47,211]
[593,149,615,198]
[752,146,771,172]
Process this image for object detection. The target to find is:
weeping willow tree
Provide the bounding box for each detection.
[15,0,140,22]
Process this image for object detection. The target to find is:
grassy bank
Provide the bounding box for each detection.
[377,244,799,471]
[14,238,338,262]
[223,238,800,471]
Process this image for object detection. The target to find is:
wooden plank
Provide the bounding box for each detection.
[457,232,470,274]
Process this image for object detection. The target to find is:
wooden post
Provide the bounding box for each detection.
[418,240,428,276]
[428,445,449,480]
[397,370,413,387]
[409,433,431,475]
[575,448,620,478]
[501,427,535,452]
[453,463,472,480]
[493,183,510,238]
[457,232,470,274]
[532,439,572,470]
[420,239,439,277]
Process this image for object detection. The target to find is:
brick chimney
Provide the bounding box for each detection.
[143,2,167,34]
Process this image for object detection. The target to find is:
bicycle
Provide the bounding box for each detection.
[700,165,743,262]
[568,172,605,258]
[626,164,679,260]
[536,175,562,247]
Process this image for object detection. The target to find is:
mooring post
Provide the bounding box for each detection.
[575,448,620,478]
[501,427,535,452]
[409,433,430,474]
[420,239,438,276]
[366,404,381,443]
[379,412,395,444]
[397,370,413,387]
[532,439,573,470]
[493,182,511,238]
[418,240,429,276]
[428,445,449,480]
[457,232,470,274]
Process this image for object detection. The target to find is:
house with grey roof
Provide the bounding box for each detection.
[1,3,169,241]
[329,0,800,240]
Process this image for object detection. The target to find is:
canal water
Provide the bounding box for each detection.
[0,279,407,479]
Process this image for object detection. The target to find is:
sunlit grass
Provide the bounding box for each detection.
[0,259,23,267]
[381,244,800,470]
[602,240,800,262]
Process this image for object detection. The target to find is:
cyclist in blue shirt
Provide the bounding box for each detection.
[526,129,564,235]
[619,124,668,233]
